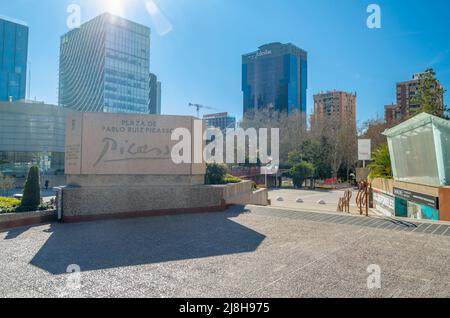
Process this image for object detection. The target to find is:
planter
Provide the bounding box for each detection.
[0,210,56,231]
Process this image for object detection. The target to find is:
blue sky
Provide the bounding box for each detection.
[1,0,449,127]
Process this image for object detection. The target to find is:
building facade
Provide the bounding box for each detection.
[149,72,161,114]
[312,91,357,132]
[204,112,236,131]
[0,16,29,102]
[394,73,444,122]
[0,101,69,177]
[384,104,397,125]
[59,13,151,113]
[242,42,307,125]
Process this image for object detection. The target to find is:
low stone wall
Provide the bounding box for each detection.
[0,181,270,228]
[221,181,269,206]
[371,178,450,221]
[61,180,269,223]
[61,185,226,222]
[371,178,394,194]
[0,210,56,231]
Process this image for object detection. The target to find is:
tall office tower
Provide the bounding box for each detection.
[396,73,445,121]
[242,42,307,125]
[312,91,357,132]
[149,72,161,114]
[203,112,236,131]
[0,16,29,102]
[59,13,151,113]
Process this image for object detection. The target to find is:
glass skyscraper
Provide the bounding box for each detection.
[59,13,151,113]
[0,16,29,102]
[242,42,307,124]
[149,72,161,115]
[0,101,68,177]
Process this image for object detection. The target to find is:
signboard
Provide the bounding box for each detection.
[358,139,371,161]
[393,187,439,209]
[372,190,395,217]
[65,113,205,175]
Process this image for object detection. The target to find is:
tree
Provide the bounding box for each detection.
[21,166,41,209]
[411,68,448,118]
[291,138,332,180]
[339,121,358,181]
[359,118,393,152]
[240,109,307,166]
[368,144,392,179]
[289,162,315,188]
[0,172,16,196]
[205,163,228,185]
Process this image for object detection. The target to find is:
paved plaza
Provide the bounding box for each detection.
[1,204,450,298]
[268,188,363,214]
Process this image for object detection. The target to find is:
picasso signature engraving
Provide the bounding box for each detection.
[93,137,171,167]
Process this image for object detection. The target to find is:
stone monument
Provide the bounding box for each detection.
[60,113,226,222]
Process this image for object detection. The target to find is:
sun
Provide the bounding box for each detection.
[98,0,127,16]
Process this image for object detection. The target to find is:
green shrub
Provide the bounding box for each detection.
[0,197,55,214]
[15,203,53,213]
[0,197,21,206]
[224,174,242,184]
[289,161,315,188]
[21,166,41,210]
[368,144,393,180]
[251,182,258,191]
[0,197,21,214]
[205,163,228,185]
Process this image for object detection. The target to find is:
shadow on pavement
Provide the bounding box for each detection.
[4,226,32,240]
[30,205,265,275]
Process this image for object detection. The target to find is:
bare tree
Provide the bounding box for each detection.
[359,118,396,154]
[312,114,357,181]
[240,109,307,166]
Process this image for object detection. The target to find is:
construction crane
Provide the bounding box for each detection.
[189,103,216,118]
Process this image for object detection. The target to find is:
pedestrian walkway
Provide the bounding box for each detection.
[250,205,450,237]
[268,188,367,215]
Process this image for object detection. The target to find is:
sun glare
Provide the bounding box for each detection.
[99,0,126,16]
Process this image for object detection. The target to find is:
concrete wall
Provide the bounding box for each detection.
[61,180,269,222]
[371,178,394,194]
[0,210,56,231]
[220,181,269,206]
[372,177,450,221]
[62,185,225,222]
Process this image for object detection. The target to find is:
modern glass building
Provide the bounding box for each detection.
[242,42,307,124]
[381,113,450,221]
[0,101,69,177]
[149,72,161,114]
[59,13,151,113]
[384,113,450,187]
[203,112,236,131]
[0,16,29,102]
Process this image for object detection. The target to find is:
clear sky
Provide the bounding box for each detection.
[1,0,449,127]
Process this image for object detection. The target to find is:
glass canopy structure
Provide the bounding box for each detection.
[384,113,450,187]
